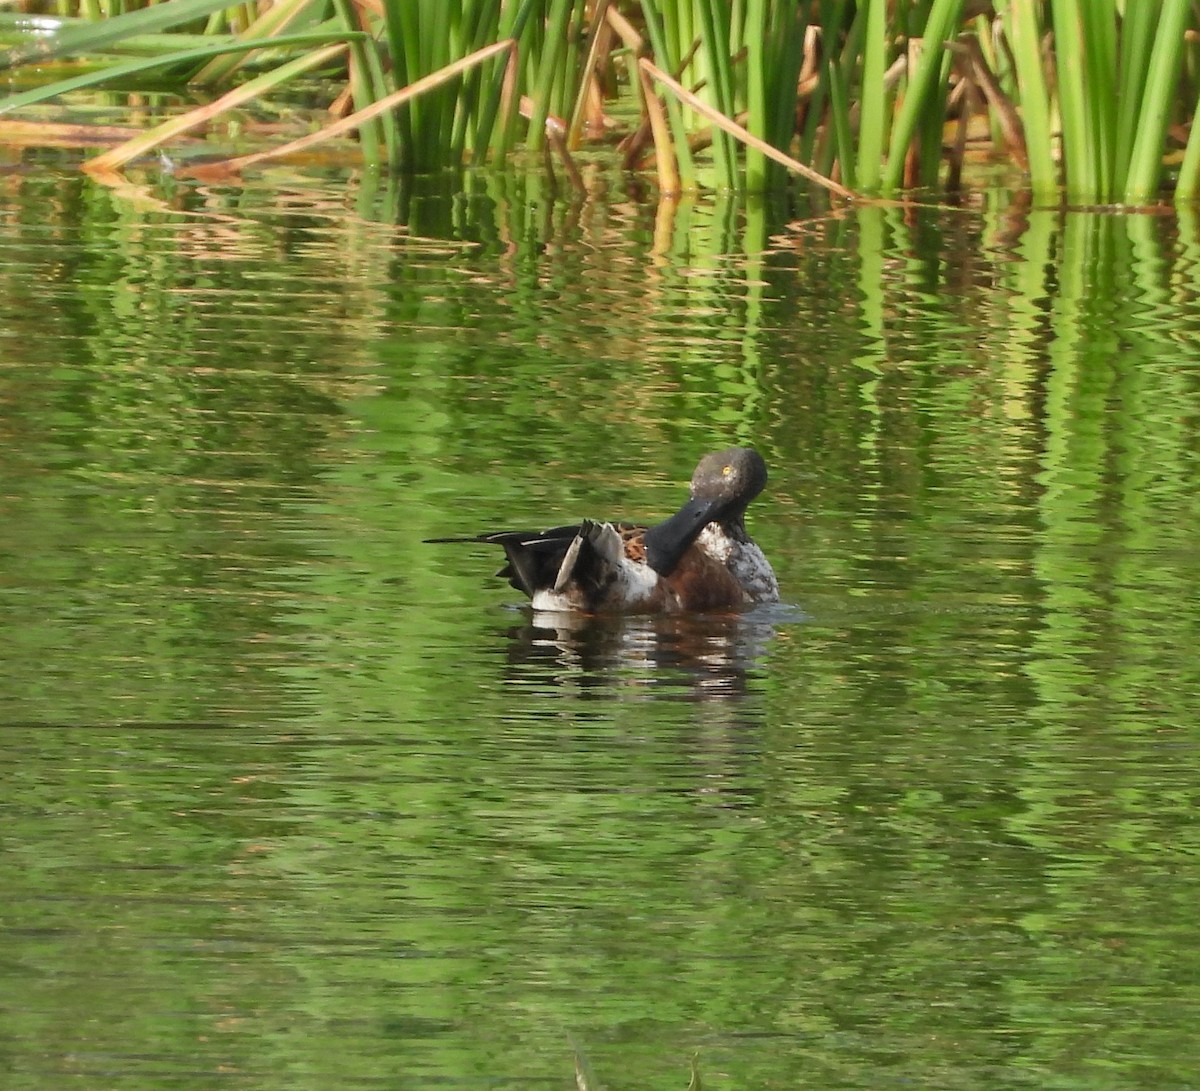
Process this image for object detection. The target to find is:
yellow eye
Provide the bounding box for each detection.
[722,465,733,476]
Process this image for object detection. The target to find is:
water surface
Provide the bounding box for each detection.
[3,170,1200,1089]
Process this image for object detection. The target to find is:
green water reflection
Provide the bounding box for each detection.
[2,172,1200,1089]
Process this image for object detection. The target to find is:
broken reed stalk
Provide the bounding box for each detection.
[638,57,856,198]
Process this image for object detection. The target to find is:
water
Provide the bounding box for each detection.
[3,169,1200,1089]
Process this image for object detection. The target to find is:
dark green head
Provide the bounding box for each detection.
[688,447,768,511]
[643,447,769,576]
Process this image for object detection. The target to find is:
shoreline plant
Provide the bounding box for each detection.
[0,1,1197,202]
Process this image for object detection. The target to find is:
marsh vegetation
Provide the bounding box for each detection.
[1,4,1198,197]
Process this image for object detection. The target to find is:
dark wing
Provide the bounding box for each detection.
[425,525,582,596]
[426,523,647,599]
[485,526,585,596]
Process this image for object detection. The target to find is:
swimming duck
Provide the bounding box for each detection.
[428,447,780,614]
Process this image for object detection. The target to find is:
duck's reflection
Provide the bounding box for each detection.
[499,604,803,701]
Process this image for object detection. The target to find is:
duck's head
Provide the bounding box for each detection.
[688,447,768,514]
[644,447,769,576]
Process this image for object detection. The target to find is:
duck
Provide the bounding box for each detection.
[427,447,780,614]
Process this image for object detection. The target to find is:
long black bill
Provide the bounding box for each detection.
[643,495,724,576]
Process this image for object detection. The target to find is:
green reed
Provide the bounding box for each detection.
[2,0,1200,202]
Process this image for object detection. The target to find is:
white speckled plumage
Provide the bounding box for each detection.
[696,524,780,605]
